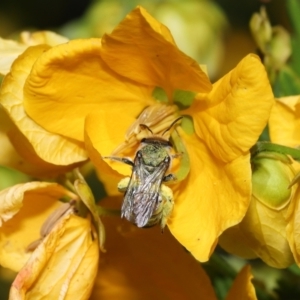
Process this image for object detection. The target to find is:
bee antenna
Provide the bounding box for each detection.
[140,124,153,134]
[162,117,183,136]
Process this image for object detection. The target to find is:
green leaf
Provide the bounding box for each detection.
[286,0,300,76]
[286,0,300,36]
[273,66,300,97]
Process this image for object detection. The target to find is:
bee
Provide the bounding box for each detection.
[104,117,182,229]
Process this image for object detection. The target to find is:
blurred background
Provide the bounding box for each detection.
[0,0,289,81]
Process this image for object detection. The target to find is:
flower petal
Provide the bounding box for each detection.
[225,265,257,300]
[100,6,212,98]
[20,31,69,46]
[0,106,81,177]
[23,38,153,142]
[187,54,274,163]
[0,31,68,76]
[7,125,84,176]
[236,197,293,268]
[85,111,136,177]
[219,225,258,259]
[0,182,76,271]
[168,132,251,262]
[0,38,27,75]
[0,45,88,165]
[90,197,217,300]
[10,214,99,300]
[269,96,300,147]
[286,186,300,265]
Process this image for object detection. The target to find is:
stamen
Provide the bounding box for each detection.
[125,103,179,140]
[26,201,75,252]
[112,103,181,156]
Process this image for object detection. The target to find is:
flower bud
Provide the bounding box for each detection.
[251,151,296,210]
[250,6,272,53]
[250,6,291,76]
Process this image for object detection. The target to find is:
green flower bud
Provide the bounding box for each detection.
[251,152,295,210]
[250,6,272,54]
[250,6,291,81]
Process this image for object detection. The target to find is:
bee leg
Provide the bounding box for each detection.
[171,152,183,159]
[103,156,134,166]
[163,173,176,182]
[117,177,131,192]
[160,184,174,231]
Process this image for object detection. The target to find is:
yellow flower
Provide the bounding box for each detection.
[0,7,274,262]
[0,181,99,299]
[220,97,300,268]
[0,31,86,176]
[0,183,257,299]
[269,96,300,266]
[91,197,257,300]
[0,31,69,76]
[219,151,297,268]
[269,96,300,147]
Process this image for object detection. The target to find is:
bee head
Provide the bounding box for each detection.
[140,136,172,147]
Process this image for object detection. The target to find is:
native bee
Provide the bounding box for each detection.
[104,117,182,229]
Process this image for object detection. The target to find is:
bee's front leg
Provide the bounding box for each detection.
[117,177,131,193]
[103,156,134,167]
[163,173,176,182]
[159,184,174,231]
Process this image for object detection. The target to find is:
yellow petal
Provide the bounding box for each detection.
[23,38,154,142]
[219,225,258,259]
[286,186,300,265]
[168,132,252,262]
[90,197,217,300]
[9,214,99,300]
[20,31,69,46]
[187,54,274,163]
[0,106,81,177]
[0,45,88,165]
[0,182,76,271]
[225,265,257,300]
[0,38,27,75]
[0,31,68,76]
[84,125,121,195]
[85,111,136,177]
[7,125,85,177]
[0,107,30,173]
[269,96,300,147]
[74,176,105,251]
[238,196,293,268]
[100,6,212,98]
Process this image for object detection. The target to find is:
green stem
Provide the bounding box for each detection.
[251,142,300,161]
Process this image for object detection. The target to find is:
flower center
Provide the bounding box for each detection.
[110,103,190,182]
[111,103,181,156]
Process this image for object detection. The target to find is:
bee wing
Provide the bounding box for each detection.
[121,153,170,227]
[120,153,143,223]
